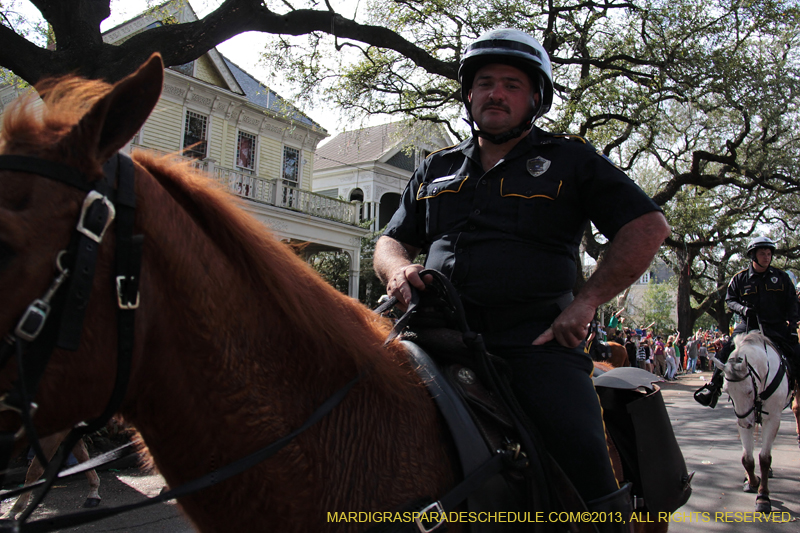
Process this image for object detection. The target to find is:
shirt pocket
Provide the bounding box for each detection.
[417,174,468,199]
[765,276,785,293]
[416,174,470,237]
[500,173,563,239]
[740,284,758,298]
[500,173,562,200]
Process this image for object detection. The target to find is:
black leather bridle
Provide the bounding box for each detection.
[0,151,141,525]
[726,356,786,425]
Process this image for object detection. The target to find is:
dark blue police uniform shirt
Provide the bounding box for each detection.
[726,265,800,335]
[384,126,662,308]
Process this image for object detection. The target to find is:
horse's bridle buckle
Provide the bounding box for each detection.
[116,276,140,310]
[14,300,50,342]
[415,501,446,533]
[77,191,115,243]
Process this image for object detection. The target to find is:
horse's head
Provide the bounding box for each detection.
[722,352,749,383]
[0,55,163,441]
[724,335,759,428]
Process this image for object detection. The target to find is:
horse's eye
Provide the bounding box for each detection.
[0,241,14,271]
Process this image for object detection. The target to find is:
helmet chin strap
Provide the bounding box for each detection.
[752,253,772,270]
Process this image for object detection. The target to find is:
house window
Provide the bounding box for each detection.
[639,272,651,284]
[183,111,207,159]
[236,131,257,170]
[282,146,300,184]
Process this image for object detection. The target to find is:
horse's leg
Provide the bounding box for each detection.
[792,388,800,449]
[754,416,781,513]
[739,427,759,493]
[2,431,67,519]
[71,437,101,508]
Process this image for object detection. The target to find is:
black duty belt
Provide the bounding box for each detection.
[462,293,574,334]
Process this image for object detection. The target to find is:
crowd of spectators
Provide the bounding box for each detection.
[597,319,729,380]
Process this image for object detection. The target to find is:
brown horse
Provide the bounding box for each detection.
[605,342,630,368]
[0,55,455,532]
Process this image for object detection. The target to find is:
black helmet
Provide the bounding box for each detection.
[746,236,776,258]
[458,29,554,143]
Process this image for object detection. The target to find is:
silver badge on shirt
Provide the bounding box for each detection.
[527,156,551,177]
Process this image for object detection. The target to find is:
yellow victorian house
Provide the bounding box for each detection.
[0,1,368,298]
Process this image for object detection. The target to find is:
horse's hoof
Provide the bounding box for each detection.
[743,477,760,493]
[755,495,771,513]
[83,498,101,508]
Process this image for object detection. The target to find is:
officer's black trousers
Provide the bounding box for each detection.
[481,321,619,503]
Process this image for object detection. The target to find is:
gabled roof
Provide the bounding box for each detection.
[314,122,416,171]
[102,0,242,94]
[222,58,322,130]
[102,1,323,130]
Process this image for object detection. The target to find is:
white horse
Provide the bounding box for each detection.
[714,331,795,513]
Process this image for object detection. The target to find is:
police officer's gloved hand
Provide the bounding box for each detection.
[744,306,757,318]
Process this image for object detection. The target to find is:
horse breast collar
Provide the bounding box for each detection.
[0,152,141,498]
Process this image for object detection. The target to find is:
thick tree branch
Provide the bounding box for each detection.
[5,0,455,85]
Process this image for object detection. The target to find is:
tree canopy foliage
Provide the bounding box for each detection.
[262,0,800,333]
[2,0,799,331]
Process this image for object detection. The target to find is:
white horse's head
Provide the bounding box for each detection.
[722,332,774,429]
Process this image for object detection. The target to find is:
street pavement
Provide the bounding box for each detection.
[0,458,193,532]
[0,369,798,532]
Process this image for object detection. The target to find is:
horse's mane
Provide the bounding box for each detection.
[735,331,778,352]
[132,153,417,391]
[2,74,416,394]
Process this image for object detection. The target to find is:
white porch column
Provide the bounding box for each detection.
[348,248,361,300]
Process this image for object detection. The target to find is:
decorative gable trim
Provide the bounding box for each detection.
[102,0,243,95]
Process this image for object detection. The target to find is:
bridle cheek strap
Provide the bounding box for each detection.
[0,153,140,512]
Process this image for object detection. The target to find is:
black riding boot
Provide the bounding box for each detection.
[785,342,800,390]
[693,340,732,408]
[586,483,633,533]
[694,369,723,408]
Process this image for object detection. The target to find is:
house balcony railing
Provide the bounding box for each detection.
[128,144,359,226]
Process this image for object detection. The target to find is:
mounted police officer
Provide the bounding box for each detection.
[694,236,800,408]
[373,28,670,529]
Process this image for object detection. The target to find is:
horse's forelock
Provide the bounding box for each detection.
[724,350,749,381]
[1,76,113,169]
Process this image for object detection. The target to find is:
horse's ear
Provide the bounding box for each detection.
[69,53,164,163]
